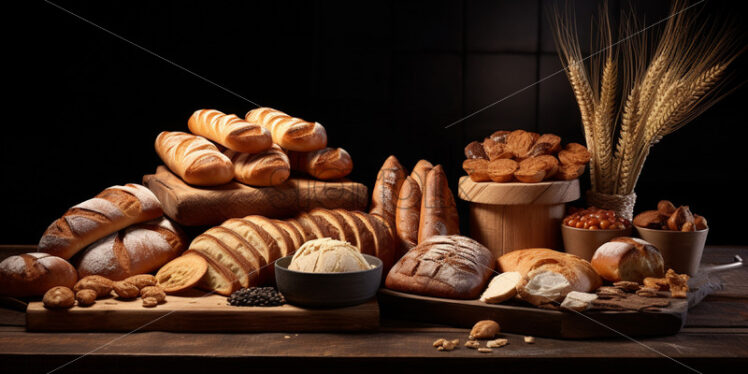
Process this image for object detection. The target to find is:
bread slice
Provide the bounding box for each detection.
[353,212,395,272]
[189,233,253,288]
[221,218,282,283]
[296,212,329,239]
[287,218,315,242]
[203,226,265,287]
[310,209,356,245]
[480,272,521,304]
[335,209,376,256]
[186,250,239,296]
[273,219,304,251]
[243,216,295,258]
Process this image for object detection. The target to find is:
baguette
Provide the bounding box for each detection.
[370,155,407,239]
[246,107,327,151]
[395,176,421,253]
[39,183,163,260]
[410,159,433,191]
[155,131,234,186]
[335,209,376,256]
[188,109,272,153]
[76,217,186,281]
[288,147,353,180]
[418,165,459,243]
[224,144,290,186]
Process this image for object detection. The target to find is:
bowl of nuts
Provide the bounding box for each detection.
[561,206,632,260]
[633,200,709,275]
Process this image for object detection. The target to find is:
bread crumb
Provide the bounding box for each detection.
[284,335,291,339]
[486,338,508,348]
[524,336,535,344]
[478,348,492,353]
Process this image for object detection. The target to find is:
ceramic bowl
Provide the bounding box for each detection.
[275,254,383,308]
[635,226,709,275]
[561,224,633,261]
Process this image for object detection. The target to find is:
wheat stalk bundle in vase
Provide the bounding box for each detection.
[552,0,742,219]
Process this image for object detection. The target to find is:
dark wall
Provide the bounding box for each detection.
[4,0,746,244]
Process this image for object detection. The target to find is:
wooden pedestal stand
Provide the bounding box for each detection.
[457,176,580,258]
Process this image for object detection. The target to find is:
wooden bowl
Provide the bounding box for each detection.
[275,254,383,308]
[561,224,632,261]
[635,226,709,275]
[458,176,580,258]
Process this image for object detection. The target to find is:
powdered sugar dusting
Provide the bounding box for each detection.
[77,234,120,275]
[592,241,632,260]
[73,198,125,220]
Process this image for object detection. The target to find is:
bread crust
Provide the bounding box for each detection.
[370,155,407,235]
[188,109,272,153]
[246,107,327,151]
[0,253,78,297]
[155,131,234,186]
[335,210,376,257]
[498,248,602,293]
[288,147,353,180]
[225,144,290,187]
[418,165,459,243]
[410,160,434,191]
[395,176,421,254]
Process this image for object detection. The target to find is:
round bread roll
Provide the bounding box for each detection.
[0,253,78,297]
[590,237,664,283]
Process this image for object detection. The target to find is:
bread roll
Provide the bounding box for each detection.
[39,184,163,260]
[288,147,353,180]
[76,217,187,281]
[590,237,665,283]
[418,165,459,243]
[224,144,290,186]
[498,248,602,293]
[385,235,495,299]
[246,107,327,151]
[155,131,234,186]
[188,109,272,153]
[0,253,78,297]
[369,155,407,235]
[187,250,240,296]
[395,176,421,253]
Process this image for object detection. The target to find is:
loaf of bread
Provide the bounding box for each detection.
[224,144,290,186]
[76,217,187,281]
[288,147,353,180]
[590,237,665,282]
[370,155,407,237]
[0,253,78,297]
[155,131,234,186]
[246,107,327,151]
[497,248,602,294]
[410,160,433,190]
[188,109,272,153]
[39,184,163,260]
[395,176,421,253]
[418,165,459,243]
[385,235,495,299]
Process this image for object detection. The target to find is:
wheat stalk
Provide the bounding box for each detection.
[595,57,617,193]
[567,58,598,188]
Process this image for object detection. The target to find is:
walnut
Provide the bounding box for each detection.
[43,286,75,309]
[432,338,447,347]
[469,320,500,340]
[142,297,159,308]
[464,340,480,349]
[113,281,140,299]
[124,274,158,290]
[75,289,97,306]
[558,143,591,165]
[73,275,114,298]
[464,141,488,160]
[140,286,166,303]
[486,338,509,348]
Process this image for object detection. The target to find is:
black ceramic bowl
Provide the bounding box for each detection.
[274,254,383,308]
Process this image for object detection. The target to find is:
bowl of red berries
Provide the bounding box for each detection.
[561,206,632,260]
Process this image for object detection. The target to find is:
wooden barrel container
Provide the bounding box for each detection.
[458,176,580,258]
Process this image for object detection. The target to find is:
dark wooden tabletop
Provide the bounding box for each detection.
[0,245,746,373]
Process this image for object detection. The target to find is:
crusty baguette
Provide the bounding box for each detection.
[155,131,234,186]
[224,144,290,187]
[76,217,186,281]
[418,165,460,243]
[246,107,327,151]
[395,176,421,254]
[365,214,396,272]
[188,109,272,153]
[287,218,317,243]
[370,155,407,240]
[221,218,283,282]
[288,147,353,180]
[410,159,433,191]
[39,184,163,260]
[295,212,326,240]
[0,253,78,297]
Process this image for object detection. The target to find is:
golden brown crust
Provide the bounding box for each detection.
[288,147,353,180]
[395,176,421,254]
[0,253,78,297]
[43,286,75,309]
[463,159,491,182]
[245,107,327,152]
[310,209,357,246]
[657,200,676,216]
[590,237,664,283]
[225,144,290,187]
[155,131,234,186]
[73,275,114,298]
[410,160,434,191]
[188,251,239,296]
[667,206,694,231]
[335,209,377,256]
[188,109,272,154]
[418,165,460,243]
[370,156,407,234]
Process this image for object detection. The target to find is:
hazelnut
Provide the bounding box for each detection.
[43,286,75,309]
[113,281,140,299]
[75,289,97,306]
[469,320,500,340]
[140,286,166,303]
[142,297,159,308]
[73,275,113,298]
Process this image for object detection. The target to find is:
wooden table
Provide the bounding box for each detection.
[0,245,746,373]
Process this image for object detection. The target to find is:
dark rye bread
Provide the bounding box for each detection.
[385,235,495,299]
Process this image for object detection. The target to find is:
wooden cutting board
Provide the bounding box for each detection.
[379,272,722,339]
[143,166,368,226]
[26,292,379,332]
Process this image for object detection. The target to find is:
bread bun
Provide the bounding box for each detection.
[0,253,78,297]
[590,237,665,283]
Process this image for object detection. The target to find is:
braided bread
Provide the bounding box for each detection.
[245,107,327,151]
[188,109,272,153]
[155,131,234,186]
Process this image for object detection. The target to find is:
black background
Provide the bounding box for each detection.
[4,0,747,245]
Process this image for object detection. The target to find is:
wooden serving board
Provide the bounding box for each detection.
[143,166,368,226]
[26,293,379,332]
[378,272,722,339]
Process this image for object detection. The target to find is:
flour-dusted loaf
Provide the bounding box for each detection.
[498,248,602,294]
[288,147,353,180]
[224,144,290,186]
[0,253,78,297]
[155,131,234,186]
[76,217,186,281]
[39,184,163,260]
[246,107,327,151]
[590,237,665,283]
[418,165,459,243]
[385,235,495,299]
[188,109,272,153]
